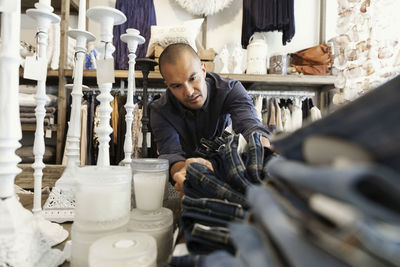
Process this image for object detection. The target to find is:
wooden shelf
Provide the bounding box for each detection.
[21,124,58,132]
[63,69,335,87]
[22,0,79,14]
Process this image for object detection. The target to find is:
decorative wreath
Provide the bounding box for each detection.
[175,0,234,16]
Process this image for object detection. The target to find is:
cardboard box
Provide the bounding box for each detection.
[198,48,216,61]
[155,45,164,58]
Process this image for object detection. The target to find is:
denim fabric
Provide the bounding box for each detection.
[184,162,248,207]
[244,132,264,183]
[198,251,245,267]
[169,254,199,267]
[266,157,400,224]
[272,75,400,174]
[356,219,400,266]
[222,134,252,193]
[192,223,231,246]
[247,185,348,267]
[182,196,247,222]
[229,222,276,267]
[181,211,235,254]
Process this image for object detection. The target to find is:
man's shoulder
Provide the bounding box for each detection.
[206,72,241,93]
[150,92,170,112]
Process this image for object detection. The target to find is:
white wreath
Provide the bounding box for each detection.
[175,0,234,16]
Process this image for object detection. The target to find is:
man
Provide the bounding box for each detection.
[150,43,270,195]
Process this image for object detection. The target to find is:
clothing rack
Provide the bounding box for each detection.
[81,87,166,95]
[247,90,315,98]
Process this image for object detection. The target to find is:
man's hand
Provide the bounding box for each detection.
[171,158,213,196]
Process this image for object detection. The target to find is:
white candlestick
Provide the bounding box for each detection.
[42,21,95,222]
[39,0,51,6]
[120,28,145,166]
[0,2,64,265]
[78,0,86,31]
[87,6,127,167]
[26,1,68,247]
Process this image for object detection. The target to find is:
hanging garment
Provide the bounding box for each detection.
[111,95,119,144]
[241,0,295,47]
[113,0,157,70]
[282,107,293,132]
[267,98,276,127]
[291,98,303,131]
[310,106,322,122]
[254,95,263,122]
[274,98,283,132]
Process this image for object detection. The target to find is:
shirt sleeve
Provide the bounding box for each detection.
[150,107,186,169]
[224,81,270,140]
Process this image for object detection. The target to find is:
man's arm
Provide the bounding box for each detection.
[226,81,271,146]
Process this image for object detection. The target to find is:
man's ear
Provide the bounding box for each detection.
[201,62,207,74]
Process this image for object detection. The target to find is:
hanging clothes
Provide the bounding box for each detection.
[274,98,283,132]
[291,98,303,131]
[241,0,295,47]
[310,106,322,121]
[113,0,157,70]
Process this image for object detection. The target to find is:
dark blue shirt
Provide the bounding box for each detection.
[149,72,269,167]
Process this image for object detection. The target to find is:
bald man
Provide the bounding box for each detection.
[149,43,270,195]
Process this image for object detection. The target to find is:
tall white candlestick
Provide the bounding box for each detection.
[27,0,68,247]
[0,2,65,265]
[87,6,127,167]
[78,0,86,31]
[120,28,145,166]
[39,0,51,6]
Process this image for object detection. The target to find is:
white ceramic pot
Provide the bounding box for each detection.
[246,37,268,74]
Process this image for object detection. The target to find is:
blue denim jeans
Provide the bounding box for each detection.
[266,157,400,224]
[184,162,248,207]
[222,134,252,193]
[272,75,400,174]
[229,222,276,267]
[169,251,244,267]
[182,196,247,222]
[247,185,348,267]
[181,210,235,254]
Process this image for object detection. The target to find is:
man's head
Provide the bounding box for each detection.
[159,43,207,110]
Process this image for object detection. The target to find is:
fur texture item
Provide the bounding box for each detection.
[175,0,234,16]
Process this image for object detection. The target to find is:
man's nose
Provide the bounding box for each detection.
[183,82,194,97]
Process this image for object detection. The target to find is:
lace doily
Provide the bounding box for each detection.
[0,196,66,267]
[174,0,234,16]
[43,187,76,223]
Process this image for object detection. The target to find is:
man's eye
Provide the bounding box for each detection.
[189,75,197,81]
[171,84,181,89]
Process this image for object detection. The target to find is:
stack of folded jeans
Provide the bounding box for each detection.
[170,76,400,267]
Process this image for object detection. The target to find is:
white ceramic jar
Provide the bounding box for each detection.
[246,36,268,75]
[128,208,174,266]
[89,232,157,267]
[131,159,169,211]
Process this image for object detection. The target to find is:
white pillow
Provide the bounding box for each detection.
[146,18,204,57]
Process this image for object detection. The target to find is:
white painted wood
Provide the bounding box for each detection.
[26,0,60,215]
[87,6,126,167]
[26,0,68,247]
[0,2,65,265]
[42,13,95,221]
[120,29,145,166]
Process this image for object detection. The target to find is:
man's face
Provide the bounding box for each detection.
[161,52,207,110]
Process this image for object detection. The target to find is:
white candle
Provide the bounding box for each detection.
[39,0,51,6]
[78,0,86,30]
[134,173,167,211]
